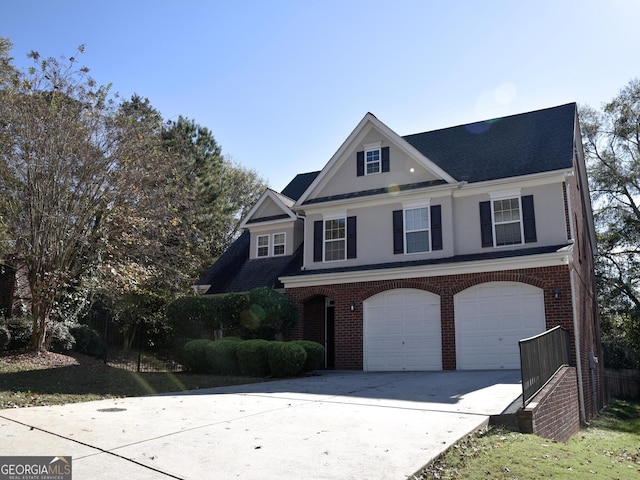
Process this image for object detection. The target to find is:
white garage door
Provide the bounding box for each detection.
[454,282,546,370]
[364,288,442,371]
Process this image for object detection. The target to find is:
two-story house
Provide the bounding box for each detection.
[196,103,604,419]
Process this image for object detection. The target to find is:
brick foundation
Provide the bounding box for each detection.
[517,366,581,442]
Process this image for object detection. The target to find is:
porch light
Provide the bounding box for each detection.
[554,288,560,300]
[350,301,356,311]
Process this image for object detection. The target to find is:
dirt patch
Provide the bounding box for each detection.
[0,350,101,369]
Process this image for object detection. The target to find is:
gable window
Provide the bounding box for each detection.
[357,145,390,176]
[257,235,269,257]
[479,194,537,248]
[405,207,430,253]
[273,233,285,256]
[365,148,381,175]
[324,218,346,261]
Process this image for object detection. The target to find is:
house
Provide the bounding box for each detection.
[196,103,604,420]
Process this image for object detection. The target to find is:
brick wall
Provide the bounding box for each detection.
[517,366,581,442]
[286,264,574,370]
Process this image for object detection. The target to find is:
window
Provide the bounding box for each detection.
[324,218,346,261]
[365,148,381,175]
[273,233,285,256]
[405,207,430,253]
[492,197,523,246]
[257,235,269,257]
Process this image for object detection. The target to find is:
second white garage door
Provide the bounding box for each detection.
[363,288,442,371]
[454,281,546,370]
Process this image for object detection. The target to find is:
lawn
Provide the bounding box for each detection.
[416,398,640,479]
[0,350,268,409]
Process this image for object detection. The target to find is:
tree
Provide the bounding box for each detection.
[580,78,640,367]
[162,118,266,260]
[0,47,197,351]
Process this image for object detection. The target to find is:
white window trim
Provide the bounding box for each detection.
[256,234,270,257]
[273,232,286,256]
[491,196,525,248]
[404,206,431,254]
[323,217,347,263]
[363,141,383,176]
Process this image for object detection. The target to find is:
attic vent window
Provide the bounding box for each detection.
[366,148,381,174]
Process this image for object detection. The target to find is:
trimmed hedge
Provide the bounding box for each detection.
[236,339,271,377]
[205,339,241,375]
[268,341,307,377]
[183,339,215,373]
[70,324,108,360]
[291,340,325,372]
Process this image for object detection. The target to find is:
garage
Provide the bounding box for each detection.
[363,288,442,371]
[454,281,546,370]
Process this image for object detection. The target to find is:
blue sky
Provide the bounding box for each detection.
[2,0,638,192]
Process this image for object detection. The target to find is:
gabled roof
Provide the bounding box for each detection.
[196,230,303,294]
[403,103,576,183]
[296,113,457,206]
[239,189,297,229]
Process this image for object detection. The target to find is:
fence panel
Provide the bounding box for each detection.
[519,326,572,407]
[604,369,640,400]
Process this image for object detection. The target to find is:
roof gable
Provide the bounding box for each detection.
[296,113,456,206]
[239,189,297,229]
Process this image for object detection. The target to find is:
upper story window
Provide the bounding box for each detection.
[405,207,430,253]
[273,233,285,256]
[324,218,346,261]
[480,192,537,248]
[257,234,269,257]
[365,148,381,175]
[492,197,523,246]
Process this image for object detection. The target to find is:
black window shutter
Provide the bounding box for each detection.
[313,220,323,262]
[393,210,404,254]
[430,205,442,250]
[522,195,537,243]
[479,201,493,248]
[347,216,357,259]
[381,146,390,172]
[356,151,364,177]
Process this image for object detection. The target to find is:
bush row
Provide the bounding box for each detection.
[182,338,324,377]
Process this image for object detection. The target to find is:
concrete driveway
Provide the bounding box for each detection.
[0,370,522,480]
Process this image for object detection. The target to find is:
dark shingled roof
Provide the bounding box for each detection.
[403,103,576,183]
[198,230,303,294]
[281,171,321,201]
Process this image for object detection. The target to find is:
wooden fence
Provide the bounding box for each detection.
[604,369,640,400]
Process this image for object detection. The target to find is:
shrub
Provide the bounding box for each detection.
[3,315,32,350]
[220,336,243,343]
[48,321,76,352]
[236,339,271,377]
[291,340,325,372]
[182,339,215,373]
[268,342,307,377]
[70,324,107,360]
[205,339,241,375]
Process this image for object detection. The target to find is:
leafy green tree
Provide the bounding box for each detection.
[581,78,640,367]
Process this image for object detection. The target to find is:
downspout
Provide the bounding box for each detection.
[568,258,587,424]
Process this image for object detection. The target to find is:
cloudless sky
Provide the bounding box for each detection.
[2,0,638,192]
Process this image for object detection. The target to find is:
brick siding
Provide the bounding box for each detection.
[517,366,581,442]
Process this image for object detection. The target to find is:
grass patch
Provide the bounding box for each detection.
[416,399,640,479]
[0,351,268,409]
